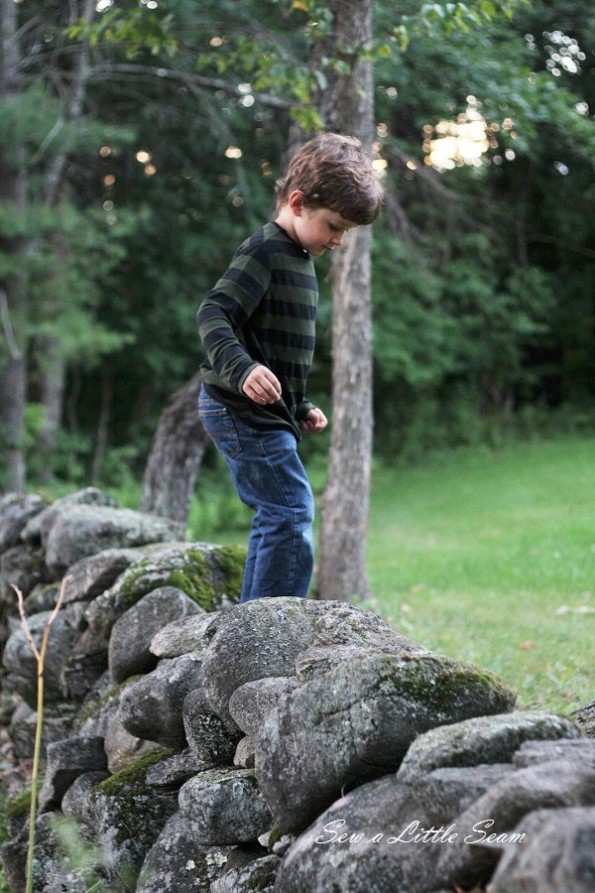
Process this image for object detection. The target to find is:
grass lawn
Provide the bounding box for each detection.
[192,435,594,714]
[364,437,594,715]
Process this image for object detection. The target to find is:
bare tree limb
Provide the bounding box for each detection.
[89,61,293,109]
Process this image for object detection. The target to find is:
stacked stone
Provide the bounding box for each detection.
[0,491,593,893]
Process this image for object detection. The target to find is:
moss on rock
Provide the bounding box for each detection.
[4,786,34,822]
[84,541,246,640]
[95,747,174,798]
[91,748,177,855]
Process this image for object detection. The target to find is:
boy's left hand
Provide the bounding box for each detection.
[300,407,328,434]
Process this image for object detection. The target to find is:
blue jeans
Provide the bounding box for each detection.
[198,386,315,601]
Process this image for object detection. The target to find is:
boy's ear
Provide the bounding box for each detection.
[288,190,304,215]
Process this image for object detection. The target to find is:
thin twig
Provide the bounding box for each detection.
[12,578,68,893]
[13,586,40,662]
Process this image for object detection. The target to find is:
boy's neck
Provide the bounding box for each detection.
[275,206,299,246]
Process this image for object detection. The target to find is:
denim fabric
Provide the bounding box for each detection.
[198,385,314,601]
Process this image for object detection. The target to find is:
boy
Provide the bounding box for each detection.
[197,132,383,602]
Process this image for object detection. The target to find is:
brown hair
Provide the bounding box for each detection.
[275,133,384,225]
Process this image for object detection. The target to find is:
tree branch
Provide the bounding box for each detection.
[89,61,293,110]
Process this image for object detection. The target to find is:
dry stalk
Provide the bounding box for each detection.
[12,577,68,893]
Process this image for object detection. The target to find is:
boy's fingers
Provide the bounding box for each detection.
[243,366,282,403]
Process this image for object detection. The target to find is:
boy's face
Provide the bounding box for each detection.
[293,205,358,257]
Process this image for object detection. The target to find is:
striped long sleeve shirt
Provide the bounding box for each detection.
[197,221,319,439]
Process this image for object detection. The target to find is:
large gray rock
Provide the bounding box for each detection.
[486,806,595,892]
[62,770,111,828]
[406,763,514,825]
[276,762,511,893]
[0,492,47,551]
[2,607,81,707]
[145,749,216,788]
[234,736,256,769]
[8,702,78,761]
[183,687,240,763]
[78,671,171,771]
[396,710,581,783]
[436,758,595,890]
[513,736,595,769]
[38,735,107,812]
[60,646,109,702]
[0,543,51,604]
[78,673,139,739]
[212,854,279,893]
[88,752,179,887]
[44,505,184,574]
[275,752,588,893]
[60,547,147,604]
[228,677,299,738]
[256,651,515,833]
[572,699,595,739]
[104,711,162,774]
[136,812,236,893]
[21,487,117,545]
[295,644,405,682]
[84,541,245,643]
[178,768,273,845]
[108,586,202,683]
[118,652,204,749]
[202,597,427,727]
[150,611,221,659]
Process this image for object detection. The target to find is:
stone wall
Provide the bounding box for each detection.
[0,489,593,893]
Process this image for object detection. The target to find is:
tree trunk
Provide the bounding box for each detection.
[0,0,28,493]
[91,367,113,485]
[140,372,210,525]
[37,337,67,483]
[317,225,373,599]
[37,0,96,473]
[311,0,376,600]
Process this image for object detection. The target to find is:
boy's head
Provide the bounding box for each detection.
[275,133,384,225]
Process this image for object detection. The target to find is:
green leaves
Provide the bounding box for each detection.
[416,0,528,32]
[384,0,529,52]
[66,7,178,59]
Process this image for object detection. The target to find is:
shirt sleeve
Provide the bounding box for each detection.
[295,398,316,420]
[197,244,272,393]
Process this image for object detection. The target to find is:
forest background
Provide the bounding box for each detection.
[1,0,594,599]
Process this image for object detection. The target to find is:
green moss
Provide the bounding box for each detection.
[374,654,516,715]
[169,548,212,609]
[92,749,176,850]
[111,543,245,615]
[214,544,245,598]
[4,785,34,821]
[117,559,161,611]
[266,824,285,847]
[170,545,245,609]
[95,748,173,797]
[245,856,279,890]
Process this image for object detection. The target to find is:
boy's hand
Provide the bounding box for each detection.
[300,407,328,434]
[242,365,282,404]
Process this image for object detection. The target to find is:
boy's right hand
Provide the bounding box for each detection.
[242,365,282,404]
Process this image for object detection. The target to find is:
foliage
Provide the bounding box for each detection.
[382,0,530,52]
[66,5,179,59]
[2,0,595,491]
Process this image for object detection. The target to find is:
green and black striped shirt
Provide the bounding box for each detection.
[197,221,319,438]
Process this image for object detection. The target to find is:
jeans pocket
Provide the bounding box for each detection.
[199,393,242,460]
